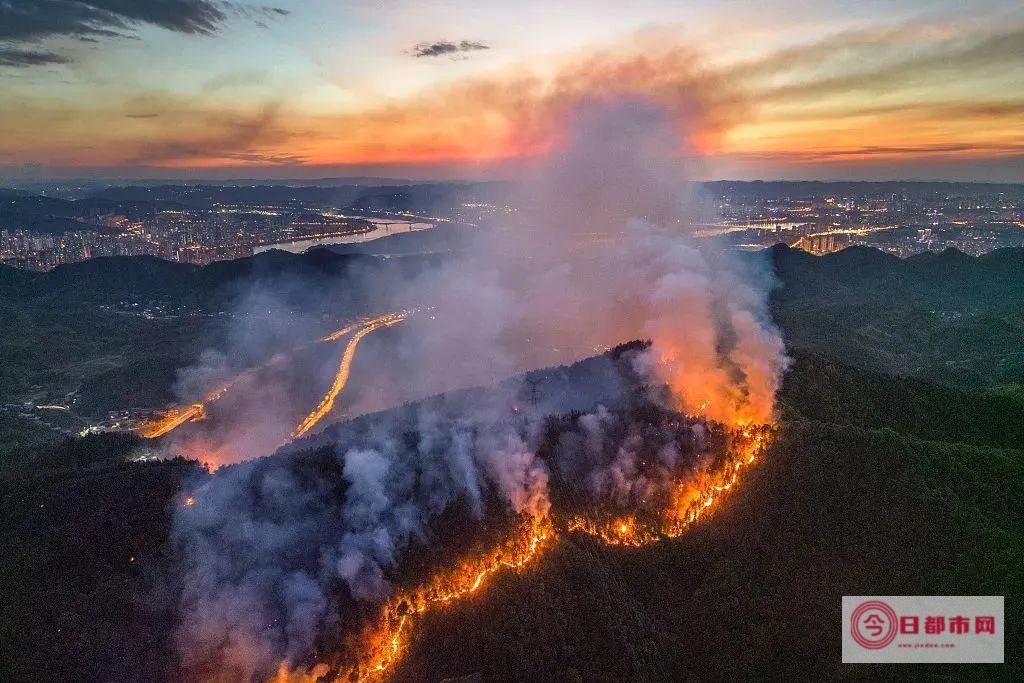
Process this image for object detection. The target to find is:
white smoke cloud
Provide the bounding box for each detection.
[170,95,789,677]
[173,397,558,677]
[374,97,788,424]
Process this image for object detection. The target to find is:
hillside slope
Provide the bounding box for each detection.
[771,244,1024,387]
[391,354,1023,680]
[0,352,1020,681]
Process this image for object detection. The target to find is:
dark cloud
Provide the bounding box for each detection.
[0,47,71,67]
[0,1,288,66]
[0,1,224,41]
[410,39,490,58]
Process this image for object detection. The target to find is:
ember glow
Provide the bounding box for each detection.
[279,422,771,682]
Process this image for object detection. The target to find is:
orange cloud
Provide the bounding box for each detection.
[144,21,1024,174]
[287,45,747,168]
[1,18,1022,178]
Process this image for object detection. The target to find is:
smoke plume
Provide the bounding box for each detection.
[170,96,788,678]
[377,97,787,425]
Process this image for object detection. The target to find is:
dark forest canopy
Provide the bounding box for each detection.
[1,350,1020,680]
[0,241,1022,680]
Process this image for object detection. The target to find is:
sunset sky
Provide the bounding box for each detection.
[1,0,1022,181]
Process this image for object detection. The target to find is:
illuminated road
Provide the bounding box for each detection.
[320,322,360,342]
[138,317,386,440]
[139,403,205,439]
[291,311,410,438]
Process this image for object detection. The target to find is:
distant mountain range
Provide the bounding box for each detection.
[6,240,1024,311]
[770,244,1024,386]
[0,248,431,308]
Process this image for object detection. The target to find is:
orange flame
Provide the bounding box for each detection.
[567,426,767,546]
[340,515,553,680]
[280,422,770,682]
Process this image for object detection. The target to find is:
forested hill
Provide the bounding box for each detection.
[0,248,435,308]
[389,351,1024,681]
[1,350,1020,680]
[771,244,1024,386]
[772,243,1024,308]
[3,242,1023,453]
[0,248,435,435]
[5,238,1024,312]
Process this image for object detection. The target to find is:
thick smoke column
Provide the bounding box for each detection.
[384,98,787,424]
[173,393,555,678]
[170,96,788,678]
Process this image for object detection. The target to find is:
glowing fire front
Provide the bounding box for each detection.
[339,515,554,681]
[565,426,767,546]
[275,423,771,683]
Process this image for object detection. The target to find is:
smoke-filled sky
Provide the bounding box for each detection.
[1,0,1022,181]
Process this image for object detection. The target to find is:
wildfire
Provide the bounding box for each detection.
[565,514,658,547]
[337,515,554,681]
[567,426,767,546]
[291,311,411,439]
[284,422,771,682]
[171,305,771,682]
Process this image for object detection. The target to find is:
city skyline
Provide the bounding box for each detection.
[1,0,1023,182]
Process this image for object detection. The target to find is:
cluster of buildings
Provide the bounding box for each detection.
[705,188,1024,256]
[0,226,228,270]
[2,185,1022,270]
[0,206,370,270]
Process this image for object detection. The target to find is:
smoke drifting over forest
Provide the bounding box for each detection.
[383,98,787,424]
[169,97,788,678]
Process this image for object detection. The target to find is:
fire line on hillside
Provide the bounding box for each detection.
[170,100,789,683]
[250,420,772,682]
